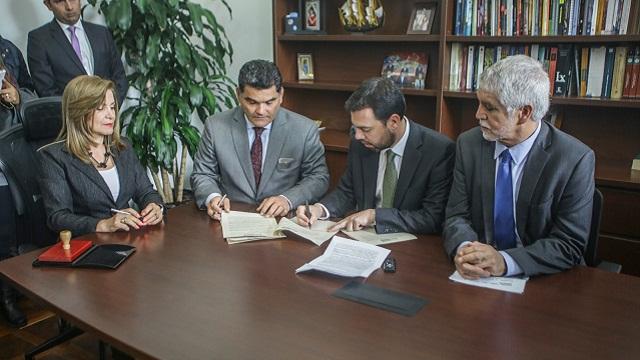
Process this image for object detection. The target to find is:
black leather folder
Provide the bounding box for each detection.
[33,244,136,269]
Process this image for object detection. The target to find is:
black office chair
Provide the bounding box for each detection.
[0,97,63,253]
[585,188,622,273]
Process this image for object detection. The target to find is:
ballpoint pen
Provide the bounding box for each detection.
[218,194,227,208]
[111,208,144,221]
[305,200,312,229]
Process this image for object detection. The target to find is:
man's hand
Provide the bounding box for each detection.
[454,241,506,279]
[257,196,290,217]
[329,209,376,232]
[295,203,324,227]
[207,196,230,221]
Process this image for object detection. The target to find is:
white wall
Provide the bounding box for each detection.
[0,0,273,87]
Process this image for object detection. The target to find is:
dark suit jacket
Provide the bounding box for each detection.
[37,139,163,236]
[27,20,127,105]
[321,120,455,234]
[443,122,595,276]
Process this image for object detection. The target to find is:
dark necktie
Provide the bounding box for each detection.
[381,150,397,208]
[251,127,265,188]
[68,26,82,61]
[494,149,516,250]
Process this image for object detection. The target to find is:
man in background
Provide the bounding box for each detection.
[191,59,329,219]
[28,0,127,105]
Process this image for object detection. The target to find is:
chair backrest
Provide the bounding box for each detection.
[585,188,603,267]
[0,97,62,251]
[21,96,63,149]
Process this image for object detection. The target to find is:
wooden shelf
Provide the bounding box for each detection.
[320,129,349,153]
[284,81,439,97]
[596,165,640,191]
[443,91,640,108]
[446,35,640,43]
[279,34,441,42]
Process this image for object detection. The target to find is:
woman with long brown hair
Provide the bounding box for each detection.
[38,75,163,237]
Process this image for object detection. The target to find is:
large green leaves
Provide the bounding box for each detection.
[89,0,236,178]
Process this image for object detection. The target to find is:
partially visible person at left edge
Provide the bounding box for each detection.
[28,0,128,105]
[443,55,595,278]
[37,75,163,237]
[1,34,35,91]
[0,35,35,328]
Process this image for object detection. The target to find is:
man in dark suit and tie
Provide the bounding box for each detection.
[297,77,455,234]
[27,0,127,105]
[191,60,329,219]
[443,55,595,278]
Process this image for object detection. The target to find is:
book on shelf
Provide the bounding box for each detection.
[553,44,573,96]
[449,43,639,98]
[380,52,428,90]
[453,0,638,36]
[601,46,616,98]
[586,46,606,97]
[548,46,559,94]
[623,47,635,97]
[633,47,640,97]
[611,46,628,99]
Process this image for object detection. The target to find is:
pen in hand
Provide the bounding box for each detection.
[218,194,227,208]
[110,208,143,221]
[305,201,312,229]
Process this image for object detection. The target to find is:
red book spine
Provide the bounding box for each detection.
[548,47,559,95]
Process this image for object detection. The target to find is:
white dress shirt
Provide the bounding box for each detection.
[98,165,120,202]
[56,19,94,75]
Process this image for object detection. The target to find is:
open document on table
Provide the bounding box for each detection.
[296,236,390,278]
[220,212,337,245]
[342,228,416,245]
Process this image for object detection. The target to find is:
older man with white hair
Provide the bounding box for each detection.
[443,55,595,278]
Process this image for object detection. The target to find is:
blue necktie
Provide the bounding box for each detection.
[494,149,516,250]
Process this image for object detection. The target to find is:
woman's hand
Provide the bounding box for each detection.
[0,80,20,106]
[140,203,163,225]
[96,208,144,232]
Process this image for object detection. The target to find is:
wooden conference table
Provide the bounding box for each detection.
[1,203,640,359]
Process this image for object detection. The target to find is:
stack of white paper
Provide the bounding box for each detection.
[220,211,285,244]
[296,236,391,278]
[449,271,528,294]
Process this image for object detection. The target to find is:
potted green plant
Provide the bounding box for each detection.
[87,0,236,204]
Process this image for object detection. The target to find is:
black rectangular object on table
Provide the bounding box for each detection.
[333,280,427,317]
[32,244,135,270]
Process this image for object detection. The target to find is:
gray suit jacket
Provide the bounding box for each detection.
[190,107,329,208]
[27,20,128,105]
[37,140,163,236]
[321,121,455,234]
[443,122,595,276]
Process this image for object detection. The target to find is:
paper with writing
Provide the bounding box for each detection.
[296,236,390,278]
[449,271,528,294]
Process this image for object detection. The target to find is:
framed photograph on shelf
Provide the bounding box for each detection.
[407,2,437,34]
[304,0,321,31]
[297,53,315,81]
[381,52,428,89]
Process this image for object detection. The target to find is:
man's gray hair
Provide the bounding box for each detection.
[478,55,550,122]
